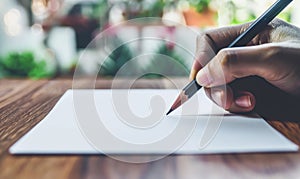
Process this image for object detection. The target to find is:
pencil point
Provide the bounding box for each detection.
[166,109,173,115]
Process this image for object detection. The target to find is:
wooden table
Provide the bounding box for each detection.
[1,78,300,179]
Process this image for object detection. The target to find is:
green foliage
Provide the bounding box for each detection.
[92,0,109,19]
[124,0,165,19]
[188,0,211,12]
[0,51,52,79]
[226,1,292,25]
[277,10,292,22]
[231,12,256,25]
[146,42,189,77]
[99,37,134,76]
[140,0,165,17]
[98,38,189,77]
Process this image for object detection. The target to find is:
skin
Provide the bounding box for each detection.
[190,19,300,113]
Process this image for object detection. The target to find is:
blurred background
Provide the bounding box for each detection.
[0,0,299,79]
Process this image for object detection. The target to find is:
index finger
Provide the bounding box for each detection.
[190,23,252,80]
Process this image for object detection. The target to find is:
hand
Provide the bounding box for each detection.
[190,19,300,113]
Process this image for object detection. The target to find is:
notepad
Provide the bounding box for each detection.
[9,89,298,155]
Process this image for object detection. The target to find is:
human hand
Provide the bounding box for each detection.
[190,19,300,113]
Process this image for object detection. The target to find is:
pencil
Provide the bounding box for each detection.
[166,0,293,115]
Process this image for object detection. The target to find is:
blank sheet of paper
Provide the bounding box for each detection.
[9,89,298,154]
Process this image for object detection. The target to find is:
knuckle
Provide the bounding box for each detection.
[270,18,285,29]
[264,45,283,60]
[197,32,210,43]
[218,49,238,70]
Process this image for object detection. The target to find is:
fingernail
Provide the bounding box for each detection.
[211,90,224,108]
[196,69,212,86]
[189,69,197,81]
[235,95,252,108]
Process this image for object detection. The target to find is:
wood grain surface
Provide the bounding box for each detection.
[0,78,300,179]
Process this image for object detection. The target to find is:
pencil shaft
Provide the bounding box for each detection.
[228,0,293,48]
[183,80,202,98]
[167,0,293,115]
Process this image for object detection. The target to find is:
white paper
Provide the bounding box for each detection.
[9,89,298,154]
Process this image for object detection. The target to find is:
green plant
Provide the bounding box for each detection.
[225,0,292,25]
[141,0,165,17]
[98,38,190,77]
[98,36,134,76]
[124,0,165,19]
[188,0,211,12]
[146,42,189,77]
[0,51,53,79]
[91,0,109,19]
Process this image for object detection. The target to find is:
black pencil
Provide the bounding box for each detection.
[166,0,293,115]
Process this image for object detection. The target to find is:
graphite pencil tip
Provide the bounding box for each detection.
[166,109,173,115]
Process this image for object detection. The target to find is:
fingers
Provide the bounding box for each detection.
[231,91,256,113]
[269,19,300,43]
[189,60,202,81]
[189,35,215,80]
[204,86,256,113]
[196,44,279,88]
[204,86,233,110]
[190,18,297,81]
[190,23,252,80]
